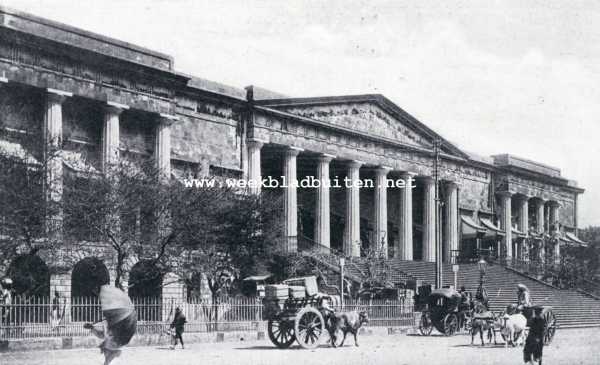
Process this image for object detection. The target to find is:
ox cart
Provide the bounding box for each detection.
[263,276,336,349]
[418,288,472,336]
[509,305,557,345]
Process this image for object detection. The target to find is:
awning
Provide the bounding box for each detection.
[512,226,526,238]
[0,139,39,165]
[60,150,99,173]
[243,274,271,282]
[461,215,486,239]
[566,232,587,247]
[480,218,505,234]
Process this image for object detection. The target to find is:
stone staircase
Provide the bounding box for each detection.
[297,236,600,328]
[389,259,600,329]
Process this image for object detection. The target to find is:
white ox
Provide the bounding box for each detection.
[497,313,528,348]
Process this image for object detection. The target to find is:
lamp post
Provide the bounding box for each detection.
[434,138,443,289]
[478,258,487,288]
[339,257,345,310]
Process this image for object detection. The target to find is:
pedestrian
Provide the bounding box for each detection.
[517,284,532,312]
[523,306,545,365]
[170,307,187,349]
[51,291,62,330]
[0,278,12,327]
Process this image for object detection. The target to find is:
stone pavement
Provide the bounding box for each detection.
[1,328,599,365]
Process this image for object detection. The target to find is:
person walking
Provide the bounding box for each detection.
[523,306,545,364]
[169,307,187,350]
[51,291,62,330]
[517,283,532,311]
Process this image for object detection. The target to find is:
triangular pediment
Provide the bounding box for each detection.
[257,95,466,158]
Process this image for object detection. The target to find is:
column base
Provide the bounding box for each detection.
[284,236,298,253]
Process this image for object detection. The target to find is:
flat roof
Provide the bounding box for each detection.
[0,5,173,71]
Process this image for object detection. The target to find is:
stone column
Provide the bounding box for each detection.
[444,182,459,264]
[498,192,513,260]
[44,89,71,241]
[247,139,264,194]
[314,154,335,250]
[518,196,529,261]
[283,147,302,253]
[344,160,363,257]
[102,102,127,172]
[373,166,391,257]
[549,202,561,264]
[396,172,415,260]
[536,199,546,234]
[155,114,177,179]
[422,177,436,262]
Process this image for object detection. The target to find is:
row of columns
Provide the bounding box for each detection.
[498,191,561,264]
[246,140,460,260]
[43,89,174,180]
[42,89,175,277]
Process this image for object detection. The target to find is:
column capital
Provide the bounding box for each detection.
[497,191,513,198]
[106,101,129,115]
[547,200,562,208]
[47,88,72,103]
[247,138,266,150]
[317,153,336,163]
[445,180,461,190]
[347,160,364,169]
[159,113,179,125]
[374,165,392,175]
[421,175,435,185]
[398,171,417,179]
[284,146,303,157]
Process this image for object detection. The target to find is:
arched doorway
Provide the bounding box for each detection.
[71,257,110,298]
[71,257,110,322]
[7,254,50,297]
[128,261,163,321]
[6,254,50,323]
[128,261,163,298]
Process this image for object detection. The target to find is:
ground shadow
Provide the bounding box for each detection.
[406,333,447,337]
[235,345,336,351]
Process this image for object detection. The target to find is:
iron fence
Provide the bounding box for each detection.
[0,296,414,340]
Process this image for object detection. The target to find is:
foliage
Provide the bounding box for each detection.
[361,238,393,291]
[0,147,63,271]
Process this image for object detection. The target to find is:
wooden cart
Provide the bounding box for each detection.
[263,276,334,349]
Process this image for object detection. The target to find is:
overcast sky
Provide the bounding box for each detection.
[3,0,599,227]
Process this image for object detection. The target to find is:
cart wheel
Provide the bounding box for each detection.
[294,307,325,349]
[443,313,459,336]
[543,311,557,345]
[268,320,296,349]
[419,312,433,336]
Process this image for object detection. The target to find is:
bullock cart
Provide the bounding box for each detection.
[263,276,336,349]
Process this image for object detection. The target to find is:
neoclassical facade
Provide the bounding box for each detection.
[0,8,585,299]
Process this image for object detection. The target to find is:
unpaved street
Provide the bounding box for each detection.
[2,328,599,365]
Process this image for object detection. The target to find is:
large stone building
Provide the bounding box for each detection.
[0,7,586,301]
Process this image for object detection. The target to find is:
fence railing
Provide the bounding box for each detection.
[0,296,414,340]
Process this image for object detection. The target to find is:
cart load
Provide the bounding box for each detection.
[263,276,333,349]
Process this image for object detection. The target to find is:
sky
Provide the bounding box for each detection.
[2,0,599,226]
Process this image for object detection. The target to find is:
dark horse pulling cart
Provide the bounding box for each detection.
[418,288,472,336]
[263,276,337,349]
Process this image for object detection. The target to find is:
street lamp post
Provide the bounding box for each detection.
[478,258,487,288]
[434,138,443,289]
[339,257,345,310]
